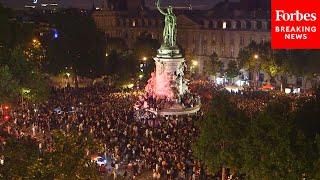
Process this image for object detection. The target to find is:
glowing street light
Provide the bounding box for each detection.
[143,57,147,61]
[21,88,31,109]
[192,60,198,66]
[254,54,259,59]
[66,73,71,78]
[0,156,4,165]
[105,53,109,57]
[32,38,41,48]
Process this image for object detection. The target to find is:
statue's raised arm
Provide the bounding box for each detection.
[156,0,167,15]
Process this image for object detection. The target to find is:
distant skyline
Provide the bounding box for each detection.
[0,0,240,9]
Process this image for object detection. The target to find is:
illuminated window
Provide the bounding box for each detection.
[132,20,136,27]
[222,22,227,29]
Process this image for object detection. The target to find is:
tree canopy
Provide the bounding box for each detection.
[0,131,100,179]
[238,42,320,89]
[203,52,223,77]
[43,9,106,78]
[193,91,320,179]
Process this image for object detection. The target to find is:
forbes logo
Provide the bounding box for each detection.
[275,10,317,21]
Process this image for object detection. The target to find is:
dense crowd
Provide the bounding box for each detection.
[1,86,205,179]
[1,80,315,179]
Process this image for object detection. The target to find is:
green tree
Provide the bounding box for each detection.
[49,131,99,179]
[25,38,47,72]
[7,45,49,103]
[43,9,106,80]
[238,41,272,89]
[266,52,291,89]
[0,135,40,179]
[0,4,12,48]
[203,52,223,76]
[0,131,100,180]
[132,32,159,60]
[239,97,301,179]
[313,135,320,179]
[226,60,239,79]
[193,92,319,179]
[132,32,160,83]
[261,58,280,82]
[106,37,127,55]
[292,88,320,178]
[192,92,247,179]
[104,50,139,86]
[0,65,20,104]
[0,4,33,62]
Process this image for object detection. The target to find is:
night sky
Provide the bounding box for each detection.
[0,0,239,9]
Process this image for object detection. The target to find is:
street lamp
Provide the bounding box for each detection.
[21,88,31,109]
[191,60,198,75]
[105,53,109,57]
[0,156,4,165]
[66,73,71,87]
[141,57,148,73]
[192,60,198,66]
[253,54,259,90]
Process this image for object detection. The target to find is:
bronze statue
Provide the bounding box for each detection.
[156,0,177,47]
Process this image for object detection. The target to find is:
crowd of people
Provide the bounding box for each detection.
[1,80,315,179]
[1,85,206,179]
[228,91,270,117]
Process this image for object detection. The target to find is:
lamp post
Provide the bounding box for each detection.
[141,56,148,72]
[191,60,198,75]
[142,56,147,70]
[253,54,259,90]
[21,88,31,110]
[66,73,71,87]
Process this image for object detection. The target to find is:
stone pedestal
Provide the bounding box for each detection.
[146,45,187,98]
[141,46,201,117]
[154,57,187,97]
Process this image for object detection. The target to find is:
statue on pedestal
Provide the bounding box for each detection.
[156,0,177,47]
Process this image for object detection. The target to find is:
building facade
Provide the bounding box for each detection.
[92,1,271,75]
